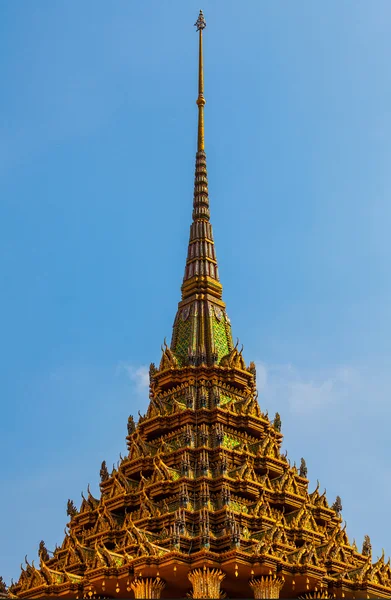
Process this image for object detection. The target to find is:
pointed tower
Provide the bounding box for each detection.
[171,9,233,369]
[9,11,391,600]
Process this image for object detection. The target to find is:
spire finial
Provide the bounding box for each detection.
[195,9,206,32]
[195,10,206,151]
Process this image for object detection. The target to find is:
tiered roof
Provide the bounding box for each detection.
[7,10,391,600]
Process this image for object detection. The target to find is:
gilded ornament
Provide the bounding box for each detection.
[99,460,109,483]
[66,498,78,518]
[273,412,282,432]
[331,495,343,515]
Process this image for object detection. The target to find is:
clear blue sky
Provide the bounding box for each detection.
[1,0,391,585]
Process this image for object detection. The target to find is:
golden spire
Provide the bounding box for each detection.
[195,10,206,151]
[169,11,234,367]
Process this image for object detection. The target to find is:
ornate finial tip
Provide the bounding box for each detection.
[195,10,206,31]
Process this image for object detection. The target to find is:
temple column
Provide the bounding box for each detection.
[188,568,225,599]
[130,577,165,599]
[249,575,284,599]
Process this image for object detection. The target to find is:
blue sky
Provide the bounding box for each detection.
[1,0,391,584]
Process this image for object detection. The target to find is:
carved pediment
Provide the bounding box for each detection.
[257,472,274,491]
[151,454,173,482]
[92,542,109,568]
[110,477,126,498]
[220,343,246,370]
[121,526,138,547]
[159,340,178,371]
[264,437,280,459]
[288,542,318,566]
[252,495,273,519]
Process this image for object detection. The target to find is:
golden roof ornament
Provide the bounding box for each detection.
[273,411,282,432]
[0,577,7,596]
[38,541,50,563]
[331,495,343,515]
[127,414,136,435]
[194,9,206,31]
[299,457,308,478]
[362,534,372,557]
[99,460,109,483]
[66,498,78,517]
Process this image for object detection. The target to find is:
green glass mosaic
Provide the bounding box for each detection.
[222,433,240,450]
[220,394,232,406]
[230,500,249,514]
[212,314,230,360]
[173,316,192,364]
[170,470,180,481]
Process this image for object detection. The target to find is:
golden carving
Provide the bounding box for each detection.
[188,568,225,599]
[249,575,284,599]
[159,339,178,371]
[130,577,165,599]
[220,342,246,370]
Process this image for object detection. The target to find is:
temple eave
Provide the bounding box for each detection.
[12,553,391,599]
[153,364,254,390]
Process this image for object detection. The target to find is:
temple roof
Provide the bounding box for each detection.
[6,10,391,600]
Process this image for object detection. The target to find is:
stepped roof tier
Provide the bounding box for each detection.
[7,10,391,600]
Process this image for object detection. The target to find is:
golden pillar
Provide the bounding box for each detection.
[188,568,225,599]
[130,577,165,599]
[249,575,284,599]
